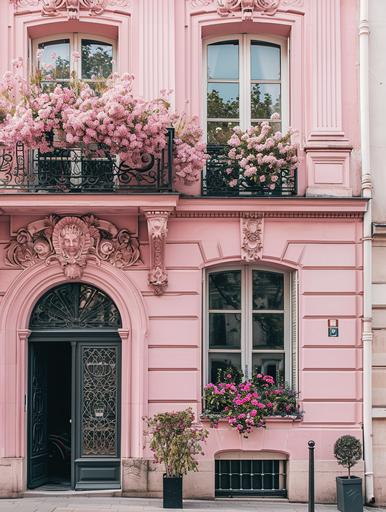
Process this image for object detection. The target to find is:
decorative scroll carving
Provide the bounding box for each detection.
[10,0,130,19]
[6,214,140,279]
[240,217,263,261]
[144,211,170,296]
[217,0,281,18]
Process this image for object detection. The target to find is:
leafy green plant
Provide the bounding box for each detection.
[334,435,362,478]
[144,408,208,478]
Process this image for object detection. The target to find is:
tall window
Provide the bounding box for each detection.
[33,34,114,88]
[206,267,291,384]
[205,35,287,144]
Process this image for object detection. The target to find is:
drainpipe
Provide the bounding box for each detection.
[359,0,375,504]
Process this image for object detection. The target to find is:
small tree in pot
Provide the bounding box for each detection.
[145,408,208,509]
[334,435,363,512]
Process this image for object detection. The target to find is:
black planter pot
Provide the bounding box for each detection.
[336,476,363,512]
[163,475,183,509]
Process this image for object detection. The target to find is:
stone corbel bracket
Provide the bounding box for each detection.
[143,209,172,296]
[240,214,264,262]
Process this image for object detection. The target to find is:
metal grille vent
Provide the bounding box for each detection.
[215,459,287,497]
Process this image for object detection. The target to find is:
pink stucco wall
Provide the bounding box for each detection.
[0,0,366,502]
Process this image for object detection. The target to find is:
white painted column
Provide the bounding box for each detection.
[137,0,176,105]
[306,0,352,196]
[309,0,344,140]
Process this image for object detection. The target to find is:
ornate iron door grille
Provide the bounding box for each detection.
[215,459,287,497]
[79,345,120,457]
[30,283,122,330]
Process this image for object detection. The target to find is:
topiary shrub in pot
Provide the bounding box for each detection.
[144,408,208,509]
[334,435,363,512]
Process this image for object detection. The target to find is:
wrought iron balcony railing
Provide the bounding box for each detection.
[202,144,297,197]
[0,128,174,193]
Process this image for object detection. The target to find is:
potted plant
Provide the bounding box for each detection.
[334,435,363,512]
[144,408,208,509]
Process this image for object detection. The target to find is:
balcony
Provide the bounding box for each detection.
[0,129,174,194]
[202,145,297,197]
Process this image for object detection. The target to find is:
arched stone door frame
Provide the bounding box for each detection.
[0,261,148,491]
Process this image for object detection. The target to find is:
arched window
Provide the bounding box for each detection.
[32,34,115,88]
[204,35,288,144]
[205,267,293,384]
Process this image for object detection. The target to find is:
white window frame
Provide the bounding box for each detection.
[203,265,293,386]
[203,34,289,140]
[31,33,116,83]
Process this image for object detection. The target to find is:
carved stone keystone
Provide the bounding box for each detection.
[240,216,263,261]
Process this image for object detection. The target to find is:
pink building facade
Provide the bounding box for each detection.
[0,0,367,503]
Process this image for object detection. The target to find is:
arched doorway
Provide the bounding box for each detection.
[27,283,122,491]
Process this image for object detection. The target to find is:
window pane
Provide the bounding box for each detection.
[209,271,241,310]
[253,314,284,348]
[38,40,70,81]
[251,83,281,119]
[251,42,280,80]
[253,271,284,310]
[207,83,239,119]
[209,313,241,348]
[208,352,241,383]
[252,353,284,381]
[81,39,113,80]
[207,121,238,144]
[208,41,239,80]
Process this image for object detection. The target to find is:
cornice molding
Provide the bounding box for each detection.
[10,0,130,19]
[172,211,364,219]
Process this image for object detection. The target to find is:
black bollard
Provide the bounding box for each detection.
[308,440,315,512]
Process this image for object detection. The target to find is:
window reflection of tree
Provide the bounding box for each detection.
[209,273,240,310]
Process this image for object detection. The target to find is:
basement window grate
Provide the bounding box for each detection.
[215,459,287,497]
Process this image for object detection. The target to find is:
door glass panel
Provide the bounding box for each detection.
[251,42,281,80]
[207,121,238,144]
[209,313,241,348]
[252,353,284,381]
[252,271,284,310]
[251,83,281,119]
[80,345,119,457]
[208,352,241,383]
[208,41,239,80]
[253,314,284,348]
[38,39,70,84]
[81,39,113,80]
[209,270,241,310]
[207,83,240,119]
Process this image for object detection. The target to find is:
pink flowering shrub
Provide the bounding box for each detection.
[0,69,207,183]
[144,408,208,477]
[171,113,208,183]
[203,369,301,437]
[225,115,298,192]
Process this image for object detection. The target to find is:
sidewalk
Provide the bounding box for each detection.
[0,497,384,512]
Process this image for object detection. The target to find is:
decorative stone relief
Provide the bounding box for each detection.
[10,0,130,19]
[144,211,170,296]
[217,0,281,18]
[6,214,140,279]
[240,217,263,261]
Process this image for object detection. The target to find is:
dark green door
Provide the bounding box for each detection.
[28,283,122,490]
[28,343,49,488]
[75,341,121,489]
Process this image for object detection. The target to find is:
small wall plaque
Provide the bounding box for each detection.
[328,319,339,337]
